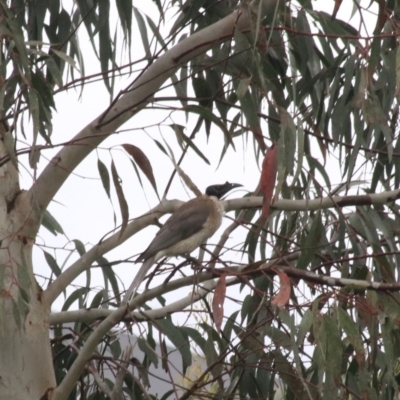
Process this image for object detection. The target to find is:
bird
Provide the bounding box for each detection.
[124,182,242,302]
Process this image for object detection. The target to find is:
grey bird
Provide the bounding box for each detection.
[124,182,242,301]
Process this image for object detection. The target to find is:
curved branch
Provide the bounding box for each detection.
[49,271,217,325]
[43,199,182,305]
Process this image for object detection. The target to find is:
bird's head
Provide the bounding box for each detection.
[205,182,242,199]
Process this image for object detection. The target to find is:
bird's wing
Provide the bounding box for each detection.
[137,198,209,261]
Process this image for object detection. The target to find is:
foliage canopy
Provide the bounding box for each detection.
[2,0,400,399]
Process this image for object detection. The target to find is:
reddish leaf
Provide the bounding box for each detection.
[260,143,277,219]
[122,144,158,194]
[212,274,227,332]
[251,126,266,153]
[375,0,387,34]
[332,0,343,19]
[271,270,291,309]
[111,160,129,238]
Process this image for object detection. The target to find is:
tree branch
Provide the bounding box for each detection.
[43,199,182,305]
[223,188,400,213]
[51,270,218,400]
[49,272,218,325]
[87,362,112,398]
[256,263,400,291]
[110,345,133,400]
[44,188,400,305]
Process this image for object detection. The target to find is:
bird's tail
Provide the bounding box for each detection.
[123,256,155,304]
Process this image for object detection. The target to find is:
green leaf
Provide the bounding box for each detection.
[156,318,192,372]
[109,339,121,359]
[297,309,313,346]
[90,290,104,308]
[192,77,213,106]
[42,209,64,236]
[97,159,111,199]
[323,314,342,389]
[51,49,78,71]
[297,211,323,270]
[73,239,86,256]
[62,287,90,311]
[280,108,296,175]
[111,160,129,237]
[169,125,210,165]
[204,331,223,380]
[181,105,233,149]
[337,308,364,355]
[138,338,159,367]
[180,327,206,352]
[44,251,61,277]
[116,0,132,44]
[101,266,120,304]
[133,6,151,59]
[3,131,18,170]
[307,156,331,191]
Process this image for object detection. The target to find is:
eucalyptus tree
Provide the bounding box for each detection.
[1,0,400,399]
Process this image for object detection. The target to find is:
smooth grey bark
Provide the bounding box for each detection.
[0,133,56,399]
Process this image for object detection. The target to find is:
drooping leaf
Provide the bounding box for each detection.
[44,251,61,277]
[155,318,192,373]
[42,209,64,236]
[97,159,111,199]
[133,6,151,59]
[61,287,90,311]
[271,270,291,309]
[122,144,158,195]
[212,274,227,332]
[260,143,278,219]
[111,160,129,238]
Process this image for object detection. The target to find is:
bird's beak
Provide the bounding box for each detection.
[217,182,243,198]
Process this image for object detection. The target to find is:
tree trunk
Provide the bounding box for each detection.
[0,131,55,399]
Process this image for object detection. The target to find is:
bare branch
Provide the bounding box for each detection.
[110,346,133,400]
[223,188,400,213]
[87,362,113,398]
[49,273,217,325]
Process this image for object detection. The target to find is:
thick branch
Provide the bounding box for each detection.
[49,273,217,325]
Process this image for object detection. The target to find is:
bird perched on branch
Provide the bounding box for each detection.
[124,182,242,302]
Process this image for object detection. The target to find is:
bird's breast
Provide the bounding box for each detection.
[158,196,224,258]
